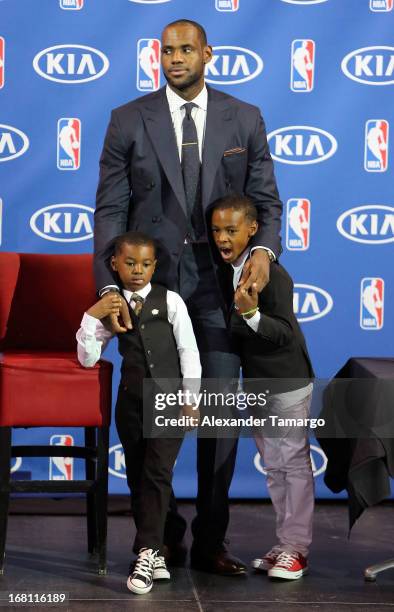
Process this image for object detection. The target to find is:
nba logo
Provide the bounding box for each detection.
[57,118,81,170]
[360,278,384,330]
[0,37,4,89]
[60,0,84,9]
[291,40,315,92]
[364,120,389,172]
[137,39,160,92]
[215,0,239,11]
[49,435,74,480]
[370,0,393,11]
[286,199,310,250]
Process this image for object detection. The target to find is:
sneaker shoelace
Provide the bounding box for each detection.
[275,552,298,568]
[155,556,167,569]
[133,550,156,580]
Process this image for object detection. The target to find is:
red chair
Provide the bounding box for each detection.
[0,253,113,574]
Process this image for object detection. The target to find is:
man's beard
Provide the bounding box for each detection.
[165,69,202,91]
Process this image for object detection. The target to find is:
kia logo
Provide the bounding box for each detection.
[0,124,29,162]
[30,204,94,242]
[341,46,394,86]
[205,46,263,85]
[293,284,334,322]
[267,126,337,165]
[108,443,127,479]
[254,444,327,478]
[337,205,394,244]
[33,44,109,83]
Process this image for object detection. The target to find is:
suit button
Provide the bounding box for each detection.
[141,324,145,330]
[147,349,151,355]
[152,216,157,223]
[149,364,154,369]
[147,181,155,190]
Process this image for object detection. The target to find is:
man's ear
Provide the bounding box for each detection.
[204,45,213,65]
[110,256,117,271]
[249,220,258,237]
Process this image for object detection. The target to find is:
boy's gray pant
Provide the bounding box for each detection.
[254,392,314,558]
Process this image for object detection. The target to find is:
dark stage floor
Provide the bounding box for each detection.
[1,501,394,611]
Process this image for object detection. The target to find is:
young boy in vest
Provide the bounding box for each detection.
[77,231,201,594]
[211,195,315,581]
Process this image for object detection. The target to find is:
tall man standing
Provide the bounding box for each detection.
[94,19,283,575]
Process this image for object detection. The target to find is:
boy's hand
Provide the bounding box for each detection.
[234,283,258,317]
[108,294,133,333]
[87,292,124,321]
[181,404,200,431]
[239,249,270,292]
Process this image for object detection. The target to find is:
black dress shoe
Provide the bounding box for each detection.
[162,541,187,566]
[190,545,247,576]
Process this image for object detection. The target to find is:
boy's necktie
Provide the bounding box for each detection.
[131,293,144,316]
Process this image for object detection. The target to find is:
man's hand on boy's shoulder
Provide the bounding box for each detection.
[239,249,270,292]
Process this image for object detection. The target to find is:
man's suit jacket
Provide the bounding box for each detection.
[94,85,283,292]
[229,262,314,392]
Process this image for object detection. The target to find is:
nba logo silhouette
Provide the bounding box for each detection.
[137,39,160,92]
[370,0,393,11]
[49,435,74,480]
[365,120,389,172]
[286,198,310,250]
[360,278,384,330]
[291,40,315,92]
[0,37,4,89]
[57,118,81,170]
[60,0,84,9]
[215,0,239,11]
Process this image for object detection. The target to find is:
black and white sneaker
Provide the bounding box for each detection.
[127,548,157,595]
[153,555,171,580]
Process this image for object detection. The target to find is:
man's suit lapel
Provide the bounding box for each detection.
[202,87,233,209]
[140,88,187,215]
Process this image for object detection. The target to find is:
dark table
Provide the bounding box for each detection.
[317,357,394,530]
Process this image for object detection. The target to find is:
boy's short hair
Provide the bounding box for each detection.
[211,194,258,223]
[114,231,156,257]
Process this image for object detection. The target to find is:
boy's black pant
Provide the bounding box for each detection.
[115,385,184,553]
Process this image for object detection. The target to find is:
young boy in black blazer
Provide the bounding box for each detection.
[211,195,315,581]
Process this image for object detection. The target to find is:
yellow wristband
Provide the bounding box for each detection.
[240,307,259,317]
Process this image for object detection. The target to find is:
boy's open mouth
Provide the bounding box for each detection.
[219,247,233,260]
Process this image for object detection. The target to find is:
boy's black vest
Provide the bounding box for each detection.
[117,284,181,396]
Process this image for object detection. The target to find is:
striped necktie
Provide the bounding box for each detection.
[131,293,144,316]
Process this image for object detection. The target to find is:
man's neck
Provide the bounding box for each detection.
[167,80,205,102]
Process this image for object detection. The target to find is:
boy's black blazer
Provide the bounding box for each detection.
[229,262,314,383]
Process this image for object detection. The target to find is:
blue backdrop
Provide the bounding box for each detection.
[1,0,393,498]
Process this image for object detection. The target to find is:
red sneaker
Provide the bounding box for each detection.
[251,549,280,572]
[268,551,308,580]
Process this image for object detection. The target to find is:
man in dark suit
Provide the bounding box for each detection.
[94,19,283,575]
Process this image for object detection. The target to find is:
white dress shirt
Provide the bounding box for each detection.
[76,283,202,391]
